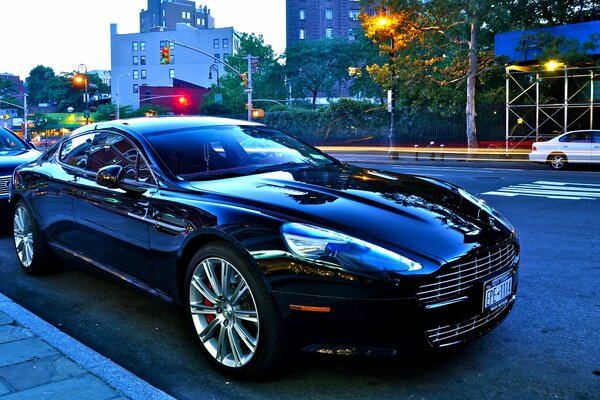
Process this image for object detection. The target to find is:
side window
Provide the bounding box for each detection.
[564,132,591,142]
[59,133,95,169]
[593,131,600,143]
[86,132,153,184]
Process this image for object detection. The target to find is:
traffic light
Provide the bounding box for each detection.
[160,46,170,64]
[240,72,248,88]
[178,96,188,106]
[251,109,264,119]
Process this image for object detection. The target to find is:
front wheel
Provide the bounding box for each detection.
[13,199,53,275]
[184,242,285,380]
[548,153,568,170]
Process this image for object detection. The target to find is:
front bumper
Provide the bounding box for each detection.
[264,245,519,354]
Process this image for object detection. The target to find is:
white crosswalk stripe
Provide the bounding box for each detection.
[482,181,600,200]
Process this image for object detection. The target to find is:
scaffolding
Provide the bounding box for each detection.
[505,63,600,149]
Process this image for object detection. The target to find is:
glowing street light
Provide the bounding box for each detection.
[74,64,90,124]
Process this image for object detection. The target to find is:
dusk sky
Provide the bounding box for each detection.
[1,0,286,79]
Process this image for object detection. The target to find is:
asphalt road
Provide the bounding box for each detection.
[0,160,599,400]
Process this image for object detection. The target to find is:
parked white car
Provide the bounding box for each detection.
[529,130,600,170]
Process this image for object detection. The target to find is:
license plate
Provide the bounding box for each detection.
[483,273,513,312]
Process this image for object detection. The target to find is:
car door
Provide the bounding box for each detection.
[67,131,158,284]
[592,131,600,164]
[559,131,592,163]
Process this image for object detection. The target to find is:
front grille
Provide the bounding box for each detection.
[0,176,10,197]
[426,300,511,347]
[417,243,517,303]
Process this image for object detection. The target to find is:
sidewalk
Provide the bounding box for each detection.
[0,292,174,400]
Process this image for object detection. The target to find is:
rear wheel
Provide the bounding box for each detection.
[13,200,53,274]
[548,153,568,170]
[184,242,285,380]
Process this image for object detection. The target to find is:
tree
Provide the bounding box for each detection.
[285,38,357,106]
[202,32,286,115]
[26,65,56,106]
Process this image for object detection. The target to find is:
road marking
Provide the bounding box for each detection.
[483,181,600,200]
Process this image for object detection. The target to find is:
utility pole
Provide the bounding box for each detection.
[247,54,253,122]
[23,94,28,142]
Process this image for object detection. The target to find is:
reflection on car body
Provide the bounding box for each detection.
[10,116,519,379]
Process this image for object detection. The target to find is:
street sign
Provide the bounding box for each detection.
[214,93,222,104]
[0,114,10,120]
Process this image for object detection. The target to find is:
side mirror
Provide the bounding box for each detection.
[96,165,124,189]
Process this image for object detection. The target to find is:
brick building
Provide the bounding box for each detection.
[140,0,214,32]
[286,0,364,47]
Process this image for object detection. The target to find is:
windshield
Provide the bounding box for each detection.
[145,125,337,179]
[0,128,28,151]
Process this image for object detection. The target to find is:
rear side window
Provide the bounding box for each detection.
[59,133,95,168]
[593,131,600,143]
[559,132,591,142]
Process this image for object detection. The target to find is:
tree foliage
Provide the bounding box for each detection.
[202,32,286,115]
[285,38,358,106]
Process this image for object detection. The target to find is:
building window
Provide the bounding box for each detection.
[169,69,175,78]
[186,12,191,19]
[223,52,229,59]
[133,70,139,79]
[160,40,167,48]
[299,28,306,40]
[132,42,138,51]
[170,54,174,64]
[141,70,147,79]
[325,9,333,20]
[213,39,219,48]
[223,38,229,48]
[140,41,146,51]
[299,9,305,20]
[133,84,139,93]
[181,11,186,18]
[348,28,356,41]
[133,56,139,65]
[325,28,333,39]
[214,53,220,60]
[140,56,146,65]
[349,10,360,20]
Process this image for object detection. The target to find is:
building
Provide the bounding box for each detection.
[89,70,112,87]
[286,0,363,48]
[140,0,214,32]
[110,23,238,112]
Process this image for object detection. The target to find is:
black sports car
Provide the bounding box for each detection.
[0,127,41,220]
[10,116,519,379]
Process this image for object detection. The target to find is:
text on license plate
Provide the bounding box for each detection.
[484,274,513,312]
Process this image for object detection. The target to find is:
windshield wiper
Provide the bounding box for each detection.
[253,161,316,173]
[181,170,248,181]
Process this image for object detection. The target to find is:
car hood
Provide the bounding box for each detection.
[188,164,514,265]
[0,149,40,173]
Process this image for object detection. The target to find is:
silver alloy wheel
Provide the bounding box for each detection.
[13,205,34,268]
[189,257,259,368]
[550,155,566,169]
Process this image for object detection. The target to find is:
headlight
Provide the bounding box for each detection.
[281,223,422,273]
[457,188,515,232]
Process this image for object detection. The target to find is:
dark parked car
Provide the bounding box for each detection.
[11,116,519,379]
[0,127,41,220]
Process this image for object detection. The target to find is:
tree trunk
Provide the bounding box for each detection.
[465,8,480,150]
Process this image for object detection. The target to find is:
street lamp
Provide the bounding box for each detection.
[74,64,89,125]
[115,72,130,120]
[208,64,220,92]
[376,10,399,159]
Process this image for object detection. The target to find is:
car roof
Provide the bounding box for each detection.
[89,116,265,137]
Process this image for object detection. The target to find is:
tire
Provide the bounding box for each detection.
[547,153,568,170]
[13,199,53,275]
[184,241,285,380]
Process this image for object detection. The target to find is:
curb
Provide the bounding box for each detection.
[0,292,174,400]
